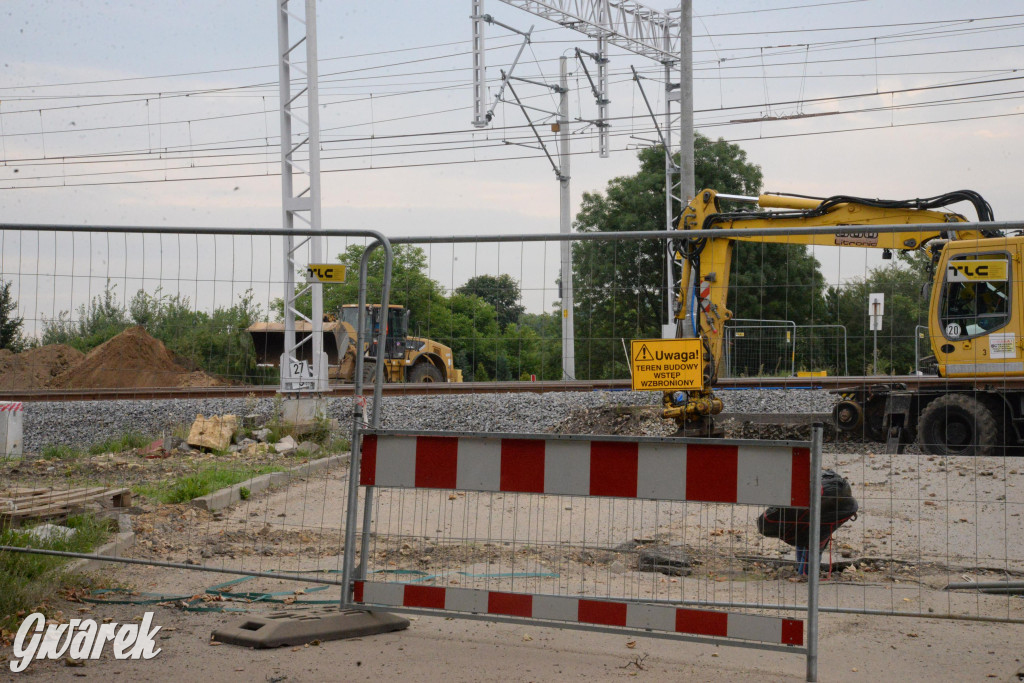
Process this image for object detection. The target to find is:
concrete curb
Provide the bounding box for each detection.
[190,453,349,512]
[67,513,136,572]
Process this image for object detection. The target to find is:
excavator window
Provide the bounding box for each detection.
[939,253,1011,339]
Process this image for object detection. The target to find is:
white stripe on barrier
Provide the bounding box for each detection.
[637,441,686,500]
[543,440,590,496]
[726,613,783,643]
[375,435,416,487]
[456,437,501,492]
[736,445,791,505]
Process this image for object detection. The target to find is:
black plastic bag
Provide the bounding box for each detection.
[757,469,858,548]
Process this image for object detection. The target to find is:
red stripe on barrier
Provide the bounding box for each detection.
[675,608,728,637]
[781,619,804,645]
[790,447,811,507]
[404,584,446,609]
[415,436,459,489]
[360,435,377,486]
[685,444,738,503]
[488,591,533,618]
[500,438,546,493]
[353,581,364,603]
[590,441,638,498]
[578,599,627,627]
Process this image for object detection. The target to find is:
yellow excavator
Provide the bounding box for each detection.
[248,304,462,384]
[664,188,1017,456]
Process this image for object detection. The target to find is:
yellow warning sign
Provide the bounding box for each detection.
[306,264,347,283]
[630,338,704,392]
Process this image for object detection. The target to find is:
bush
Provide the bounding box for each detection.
[0,515,111,629]
[134,465,282,504]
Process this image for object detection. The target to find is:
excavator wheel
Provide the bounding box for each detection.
[409,363,443,383]
[917,393,999,457]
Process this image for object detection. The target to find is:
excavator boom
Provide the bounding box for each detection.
[665,188,1001,438]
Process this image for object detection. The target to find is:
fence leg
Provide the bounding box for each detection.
[806,423,823,682]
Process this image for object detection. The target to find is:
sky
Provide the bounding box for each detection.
[2,0,1023,334]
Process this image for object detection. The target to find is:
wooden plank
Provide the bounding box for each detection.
[0,487,132,526]
[4,487,109,504]
[4,489,110,505]
[12,488,129,514]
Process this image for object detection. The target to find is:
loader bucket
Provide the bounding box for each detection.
[247,322,345,366]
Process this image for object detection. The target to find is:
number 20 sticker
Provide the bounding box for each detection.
[945,322,962,338]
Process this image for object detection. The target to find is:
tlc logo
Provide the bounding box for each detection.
[10,612,162,673]
[946,260,1007,282]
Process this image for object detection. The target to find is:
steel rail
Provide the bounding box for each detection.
[3,374,1024,403]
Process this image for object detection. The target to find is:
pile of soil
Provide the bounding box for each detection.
[0,344,85,390]
[49,326,225,389]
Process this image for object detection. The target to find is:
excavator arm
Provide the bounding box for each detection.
[663,188,999,436]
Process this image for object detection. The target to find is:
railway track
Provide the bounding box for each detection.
[3,375,1023,402]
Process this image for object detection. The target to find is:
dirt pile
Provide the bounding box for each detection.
[0,344,85,390]
[49,326,226,389]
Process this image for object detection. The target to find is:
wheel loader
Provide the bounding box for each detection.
[663,187,1022,456]
[247,304,462,384]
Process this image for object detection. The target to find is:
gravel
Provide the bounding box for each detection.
[16,388,838,454]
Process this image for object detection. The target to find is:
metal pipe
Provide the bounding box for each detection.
[4,220,1024,240]
[806,423,823,683]
[945,580,1024,590]
[0,546,348,587]
[559,56,575,380]
[715,193,760,203]
[341,236,394,607]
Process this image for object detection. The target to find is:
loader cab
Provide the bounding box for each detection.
[339,305,410,360]
[931,242,1022,377]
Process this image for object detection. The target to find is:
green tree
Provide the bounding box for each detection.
[0,280,24,351]
[570,135,824,379]
[41,283,265,382]
[826,254,931,374]
[41,281,129,350]
[456,274,525,330]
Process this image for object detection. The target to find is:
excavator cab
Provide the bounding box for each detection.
[339,305,410,360]
[931,246,1021,377]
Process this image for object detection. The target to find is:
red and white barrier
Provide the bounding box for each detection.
[361,433,809,507]
[0,401,23,458]
[353,581,803,645]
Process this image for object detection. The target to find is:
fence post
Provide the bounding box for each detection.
[341,238,394,606]
[806,423,823,682]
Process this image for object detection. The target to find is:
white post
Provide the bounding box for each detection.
[679,0,694,202]
[559,56,575,380]
[471,0,488,127]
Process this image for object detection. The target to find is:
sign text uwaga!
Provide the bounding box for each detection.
[630,338,704,391]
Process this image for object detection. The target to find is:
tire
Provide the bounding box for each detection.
[917,393,999,457]
[361,361,382,384]
[409,363,443,383]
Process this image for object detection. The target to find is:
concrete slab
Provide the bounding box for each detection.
[212,607,409,648]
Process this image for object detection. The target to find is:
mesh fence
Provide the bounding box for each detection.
[0,224,1022,651]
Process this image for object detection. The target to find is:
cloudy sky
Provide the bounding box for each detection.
[2,1,1022,331]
